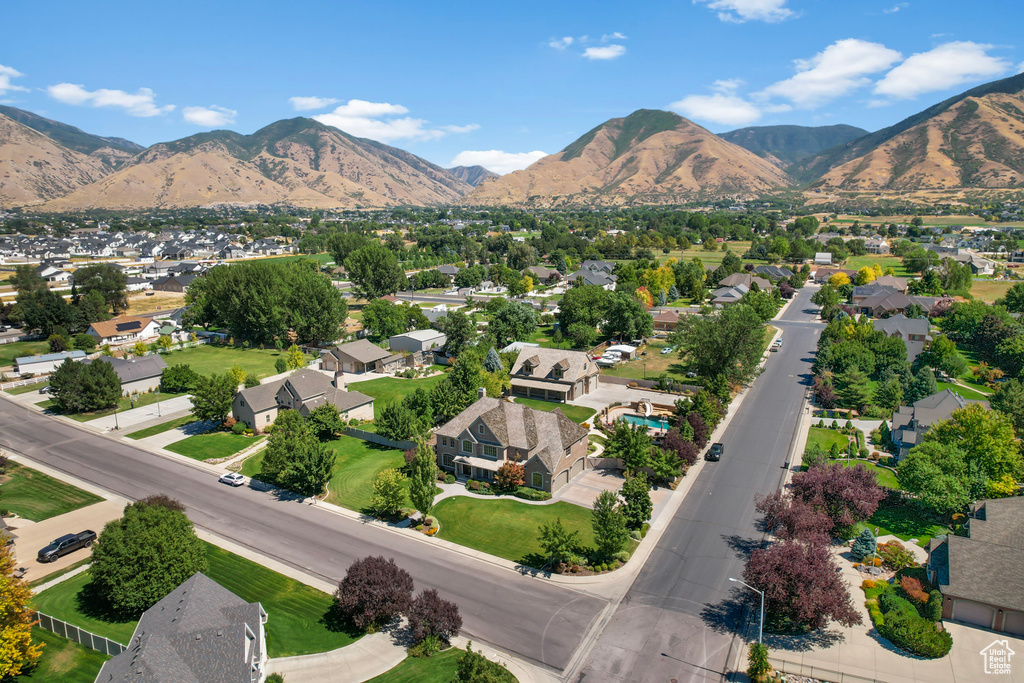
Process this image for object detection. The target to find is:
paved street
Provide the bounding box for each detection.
[574,286,823,682]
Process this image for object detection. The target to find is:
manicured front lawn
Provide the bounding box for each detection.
[351,374,446,420]
[39,391,185,422]
[150,345,308,379]
[125,415,200,440]
[805,427,853,454]
[31,541,358,659]
[0,463,103,522]
[0,341,49,368]
[165,432,263,461]
[512,398,596,425]
[14,628,109,683]
[366,648,516,683]
[855,500,950,548]
[839,460,899,489]
[432,497,595,567]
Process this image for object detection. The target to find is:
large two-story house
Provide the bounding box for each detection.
[890,389,989,460]
[509,348,599,402]
[871,313,932,362]
[232,369,373,433]
[434,393,589,493]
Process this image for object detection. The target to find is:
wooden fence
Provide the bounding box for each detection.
[344,427,415,451]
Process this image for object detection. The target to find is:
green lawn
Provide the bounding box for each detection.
[512,398,596,425]
[151,345,309,379]
[935,381,991,402]
[125,415,201,440]
[843,254,912,278]
[0,463,103,522]
[31,541,358,659]
[166,432,262,461]
[599,339,691,383]
[432,497,595,567]
[14,628,109,683]
[4,382,47,395]
[0,341,50,368]
[855,501,950,548]
[366,648,516,683]
[805,427,853,454]
[971,279,1014,303]
[38,391,185,422]
[350,374,447,420]
[840,460,899,489]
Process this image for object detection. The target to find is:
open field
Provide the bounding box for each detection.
[829,214,1024,228]
[166,432,262,461]
[0,341,49,368]
[265,252,335,265]
[843,254,912,278]
[14,628,109,683]
[970,279,1014,303]
[31,540,357,658]
[351,374,447,420]
[151,345,308,379]
[124,290,186,316]
[432,497,595,566]
[0,462,103,522]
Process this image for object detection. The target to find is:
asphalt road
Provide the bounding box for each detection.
[575,286,823,682]
[0,401,606,672]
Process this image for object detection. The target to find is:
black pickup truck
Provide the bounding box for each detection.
[37,530,96,563]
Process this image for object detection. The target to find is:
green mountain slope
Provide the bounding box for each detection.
[719,124,867,168]
[0,105,142,155]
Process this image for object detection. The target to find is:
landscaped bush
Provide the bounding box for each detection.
[880,590,919,619]
[444,474,456,484]
[468,480,480,492]
[231,422,247,435]
[514,486,552,501]
[877,609,952,658]
[927,591,943,622]
[899,576,930,605]
[878,541,917,571]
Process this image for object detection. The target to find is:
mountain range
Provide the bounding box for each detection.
[3,71,1024,210]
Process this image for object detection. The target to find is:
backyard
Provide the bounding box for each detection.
[124,290,186,316]
[0,340,49,368]
[0,463,103,522]
[969,278,1014,303]
[166,431,263,461]
[31,540,358,658]
[512,398,596,424]
[149,345,311,379]
[14,628,108,683]
[432,497,596,567]
[350,373,447,421]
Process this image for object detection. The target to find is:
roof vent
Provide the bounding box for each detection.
[478,387,486,399]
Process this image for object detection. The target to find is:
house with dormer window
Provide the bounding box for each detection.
[434,392,589,492]
[509,348,599,402]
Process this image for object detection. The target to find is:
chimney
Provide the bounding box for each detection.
[478,387,486,399]
[334,371,346,391]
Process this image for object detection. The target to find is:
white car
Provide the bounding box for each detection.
[218,472,246,487]
[660,347,674,355]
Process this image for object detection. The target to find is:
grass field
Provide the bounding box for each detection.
[970,279,1014,303]
[432,497,595,567]
[366,648,516,683]
[599,339,684,382]
[855,501,950,548]
[14,628,109,683]
[4,382,47,395]
[512,398,596,424]
[839,460,899,489]
[166,432,262,461]
[152,345,309,379]
[31,541,358,658]
[0,341,49,368]
[0,463,103,522]
[805,427,853,454]
[350,374,447,420]
[125,290,186,316]
[843,255,912,278]
[39,391,185,422]
[125,415,200,440]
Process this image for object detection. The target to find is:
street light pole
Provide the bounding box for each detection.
[730,577,764,644]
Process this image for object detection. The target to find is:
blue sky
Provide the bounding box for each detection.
[2,0,1022,173]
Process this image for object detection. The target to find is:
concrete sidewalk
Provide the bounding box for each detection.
[90,395,193,432]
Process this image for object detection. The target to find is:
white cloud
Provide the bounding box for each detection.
[601,32,627,41]
[449,150,547,175]
[670,93,762,126]
[874,41,1010,99]
[289,96,339,111]
[694,0,794,23]
[183,105,237,127]
[883,3,908,13]
[1018,61,1024,74]
[757,39,902,108]
[0,64,28,95]
[712,78,745,92]
[313,99,474,143]
[583,44,626,60]
[47,83,173,116]
[549,36,574,50]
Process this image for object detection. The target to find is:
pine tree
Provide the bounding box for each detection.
[668,284,679,301]
[483,347,503,373]
[850,528,877,561]
[408,439,438,518]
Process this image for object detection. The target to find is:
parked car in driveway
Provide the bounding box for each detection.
[38,385,51,394]
[37,530,96,563]
[219,472,246,487]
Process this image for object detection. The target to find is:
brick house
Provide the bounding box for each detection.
[509,347,599,402]
[434,393,589,493]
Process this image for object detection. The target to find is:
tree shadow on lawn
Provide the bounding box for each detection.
[319,602,369,640]
[75,580,141,626]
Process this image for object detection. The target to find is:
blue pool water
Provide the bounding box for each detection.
[621,414,671,429]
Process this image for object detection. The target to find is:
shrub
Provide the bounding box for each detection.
[333,556,414,632]
[267,675,285,683]
[423,517,434,528]
[613,550,630,563]
[899,576,930,605]
[878,609,953,658]
[407,588,462,644]
[468,480,481,491]
[862,579,877,590]
[444,474,456,484]
[850,528,877,561]
[927,590,943,622]
[231,422,246,435]
[880,590,919,619]
[878,541,917,571]
[514,486,551,501]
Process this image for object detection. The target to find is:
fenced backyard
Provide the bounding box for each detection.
[34,611,126,656]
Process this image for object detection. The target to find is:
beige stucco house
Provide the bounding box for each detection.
[509,347,599,402]
[320,340,392,374]
[232,369,373,433]
[434,393,589,493]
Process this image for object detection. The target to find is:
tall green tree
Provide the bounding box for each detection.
[925,403,1023,483]
[620,473,653,531]
[602,291,654,341]
[897,441,980,516]
[604,420,653,474]
[345,243,406,299]
[990,378,1024,436]
[72,264,129,314]
[189,372,237,424]
[591,490,629,560]
[489,301,538,349]
[671,304,766,384]
[408,439,438,518]
[558,284,609,332]
[327,232,369,266]
[362,299,408,343]
[435,310,475,356]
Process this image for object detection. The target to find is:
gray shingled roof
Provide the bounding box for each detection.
[86,354,168,383]
[96,572,265,683]
[327,339,391,364]
[236,369,372,415]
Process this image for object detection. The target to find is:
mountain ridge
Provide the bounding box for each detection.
[719,124,868,169]
[447,165,499,186]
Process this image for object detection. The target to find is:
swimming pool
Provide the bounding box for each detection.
[620,414,672,429]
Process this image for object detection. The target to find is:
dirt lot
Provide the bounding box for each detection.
[125,290,187,316]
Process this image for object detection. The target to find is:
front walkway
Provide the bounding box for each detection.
[89,395,193,432]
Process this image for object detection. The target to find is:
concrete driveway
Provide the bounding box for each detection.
[557,468,625,508]
[89,395,194,432]
[9,498,126,584]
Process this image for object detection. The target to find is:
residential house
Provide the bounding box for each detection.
[86,316,162,346]
[871,313,932,362]
[96,572,269,683]
[711,283,749,306]
[580,259,614,273]
[813,267,856,284]
[652,309,680,332]
[952,252,996,275]
[526,265,562,284]
[1009,250,1024,264]
[718,272,772,293]
[927,497,1024,635]
[864,237,890,254]
[752,265,794,280]
[814,252,833,266]
[232,369,374,432]
[855,289,943,318]
[389,329,446,353]
[319,339,392,374]
[890,389,989,459]
[873,275,909,293]
[567,269,617,290]
[437,264,460,278]
[434,393,589,493]
[125,276,153,292]
[152,273,198,293]
[509,347,599,402]
[34,264,72,283]
[86,354,169,396]
[13,350,86,375]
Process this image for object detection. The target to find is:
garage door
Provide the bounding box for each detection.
[1003,611,1024,636]
[954,600,995,629]
[570,458,584,478]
